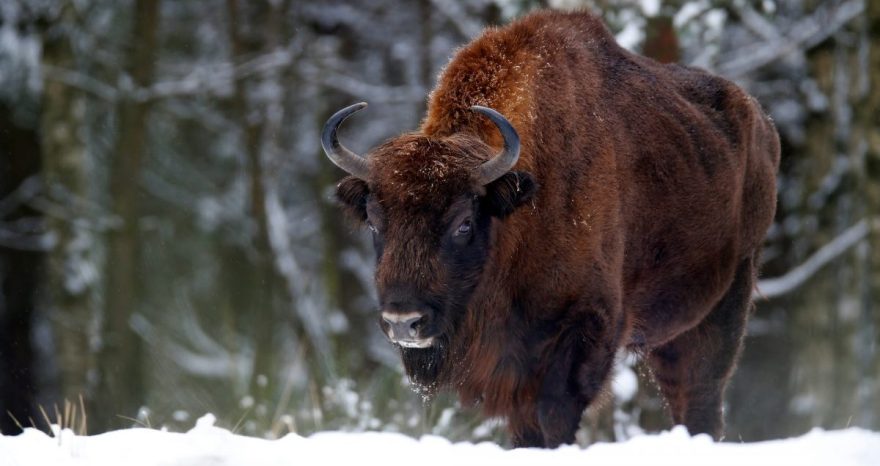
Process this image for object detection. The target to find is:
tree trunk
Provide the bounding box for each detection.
[853,0,880,428]
[226,0,288,430]
[39,4,99,427]
[96,0,160,431]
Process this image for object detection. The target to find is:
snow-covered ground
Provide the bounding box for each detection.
[2,414,878,466]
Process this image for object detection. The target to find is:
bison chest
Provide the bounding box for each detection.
[451,328,548,417]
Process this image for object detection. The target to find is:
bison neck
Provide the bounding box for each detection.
[397,294,545,422]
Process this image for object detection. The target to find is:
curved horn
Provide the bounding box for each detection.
[321,102,371,180]
[470,105,521,185]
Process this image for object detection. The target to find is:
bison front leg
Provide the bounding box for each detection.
[537,301,621,448]
[508,414,545,449]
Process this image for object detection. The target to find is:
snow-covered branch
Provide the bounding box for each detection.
[0,178,46,252]
[142,46,298,101]
[754,217,878,300]
[140,63,236,100]
[298,62,424,103]
[25,181,121,232]
[0,222,54,251]
[737,3,784,42]
[43,44,300,103]
[266,190,330,338]
[0,176,41,218]
[41,64,118,101]
[130,310,252,380]
[717,0,864,79]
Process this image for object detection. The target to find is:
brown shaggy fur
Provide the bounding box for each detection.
[333,10,779,447]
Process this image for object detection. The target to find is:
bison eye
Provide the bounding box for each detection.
[455,219,472,236]
[366,220,378,234]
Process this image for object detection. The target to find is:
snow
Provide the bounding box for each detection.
[2,414,878,466]
[611,353,639,403]
[615,21,644,51]
[640,0,661,16]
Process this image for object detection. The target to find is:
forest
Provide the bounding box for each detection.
[0,0,878,447]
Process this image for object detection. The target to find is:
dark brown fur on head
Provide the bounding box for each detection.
[336,132,536,226]
[336,132,537,389]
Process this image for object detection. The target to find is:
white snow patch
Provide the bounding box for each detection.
[674,0,708,28]
[1,419,878,466]
[640,0,661,16]
[194,413,217,428]
[615,22,644,51]
[614,9,646,52]
[612,360,638,403]
[239,395,255,409]
[704,9,727,35]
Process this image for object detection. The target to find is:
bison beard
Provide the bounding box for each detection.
[322,10,780,448]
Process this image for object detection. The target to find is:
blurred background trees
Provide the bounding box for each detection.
[0,0,877,444]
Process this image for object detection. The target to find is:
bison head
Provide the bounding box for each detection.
[322,103,536,360]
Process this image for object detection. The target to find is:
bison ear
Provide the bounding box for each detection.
[335,176,370,221]
[481,171,537,219]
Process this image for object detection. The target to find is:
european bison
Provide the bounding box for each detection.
[322,10,779,448]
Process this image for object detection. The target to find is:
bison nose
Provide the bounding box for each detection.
[382,312,424,340]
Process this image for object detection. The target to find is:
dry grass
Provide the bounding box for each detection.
[7,395,88,438]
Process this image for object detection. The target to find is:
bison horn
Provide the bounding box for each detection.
[470,105,521,185]
[322,102,371,180]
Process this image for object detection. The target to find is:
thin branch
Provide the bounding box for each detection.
[807,156,851,209]
[25,181,121,231]
[0,176,42,218]
[754,217,877,299]
[141,49,291,101]
[429,0,483,39]
[139,62,236,100]
[0,233,54,251]
[158,98,235,134]
[321,71,424,104]
[737,3,783,42]
[233,46,295,80]
[129,310,251,379]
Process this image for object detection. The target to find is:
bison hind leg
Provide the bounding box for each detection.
[647,252,757,439]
